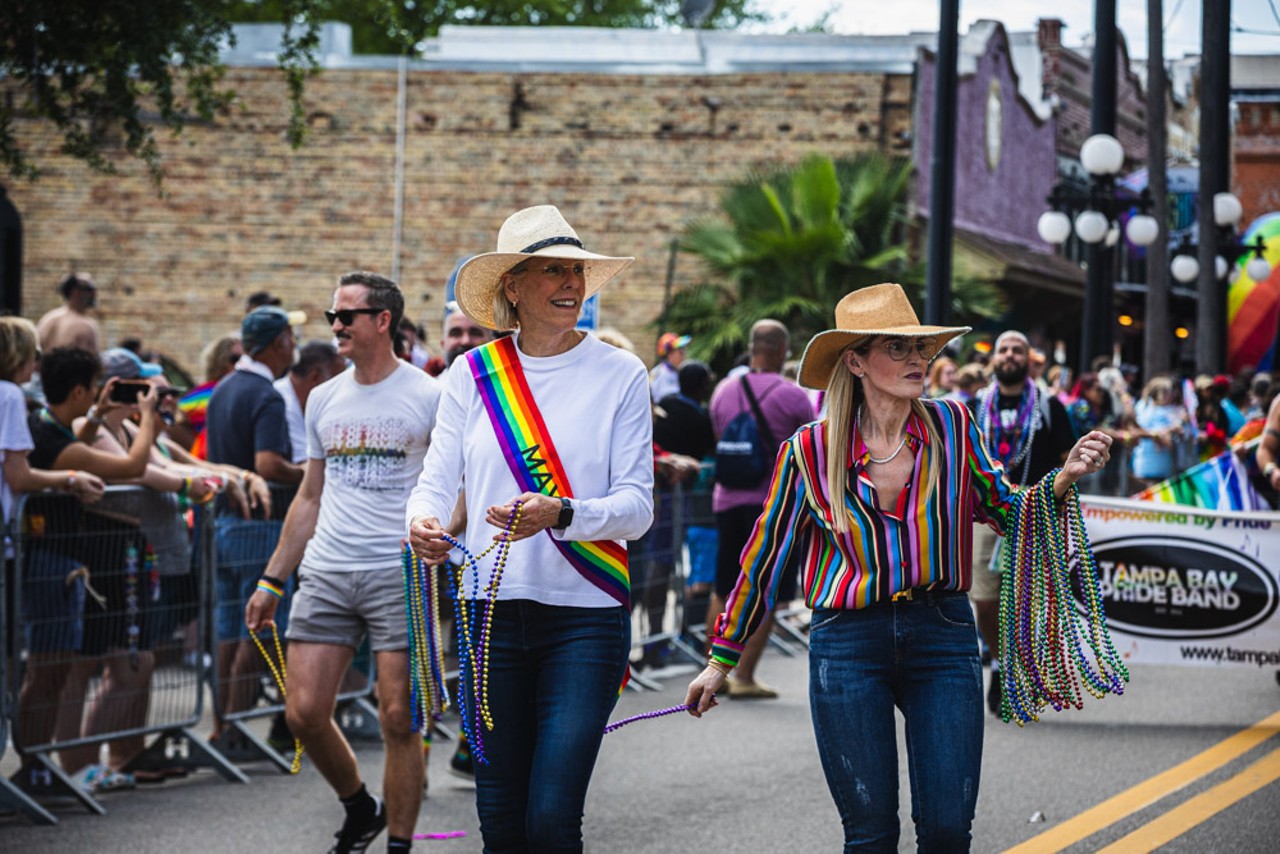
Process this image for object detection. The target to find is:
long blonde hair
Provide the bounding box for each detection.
[824,343,941,534]
[0,316,39,383]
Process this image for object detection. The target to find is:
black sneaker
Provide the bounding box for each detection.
[267,712,295,754]
[987,673,1002,716]
[448,743,474,781]
[328,795,387,854]
[11,764,77,804]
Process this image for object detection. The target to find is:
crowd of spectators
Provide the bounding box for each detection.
[4,272,1278,813]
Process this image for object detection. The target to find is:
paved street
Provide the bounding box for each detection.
[3,644,1280,852]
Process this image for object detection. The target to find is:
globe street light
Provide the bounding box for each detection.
[1169,191,1272,289]
[1038,132,1158,372]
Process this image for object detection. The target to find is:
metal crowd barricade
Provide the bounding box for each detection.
[677,468,811,661]
[208,482,377,773]
[1077,432,1200,499]
[627,481,703,689]
[6,487,233,821]
[2,512,56,825]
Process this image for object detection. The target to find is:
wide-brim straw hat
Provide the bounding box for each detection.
[454,205,635,330]
[797,283,971,390]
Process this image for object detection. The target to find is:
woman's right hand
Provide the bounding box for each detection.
[684,665,727,717]
[70,471,106,504]
[186,472,216,503]
[408,515,451,565]
[136,384,161,419]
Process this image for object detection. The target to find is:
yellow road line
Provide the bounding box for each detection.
[1004,709,1280,853]
[1095,747,1280,853]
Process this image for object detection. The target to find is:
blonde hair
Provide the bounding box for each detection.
[492,279,519,331]
[1142,375,1175,405]
[824,342,941,534]
[0,316,39,382]
[594,326,635,353]
[927,355,957,396]
[201,333,243,384]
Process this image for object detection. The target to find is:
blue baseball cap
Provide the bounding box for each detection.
[101,347,164,380]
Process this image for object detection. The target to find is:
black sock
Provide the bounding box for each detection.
[387,836,412,852]
[339,783,376,823]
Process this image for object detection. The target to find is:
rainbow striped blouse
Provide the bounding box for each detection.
[711,398,1024,667]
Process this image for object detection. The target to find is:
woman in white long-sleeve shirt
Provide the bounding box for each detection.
[407,206,653,853]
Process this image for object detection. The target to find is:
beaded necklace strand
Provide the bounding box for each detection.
[440,501,523,766]
[251,623,304,773]
[402,545,449,742]
[979,383,1040,485]
[996,471,1128,726]
[403,499,713,761]
[124,542,141,669]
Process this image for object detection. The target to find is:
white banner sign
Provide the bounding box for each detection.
[1078,496,1280,668]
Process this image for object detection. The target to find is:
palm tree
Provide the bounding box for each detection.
[663,152,1005,373]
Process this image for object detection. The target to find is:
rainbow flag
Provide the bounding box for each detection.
[465,336,631,607]
[1133,439,1270,511]
[178,381,217,460]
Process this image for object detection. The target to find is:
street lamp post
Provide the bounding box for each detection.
[1196,0,1232,374]
[1037,133,1160,373]
[1170,191,1273,311]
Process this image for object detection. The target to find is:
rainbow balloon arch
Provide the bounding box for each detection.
[1228,212,1280,373]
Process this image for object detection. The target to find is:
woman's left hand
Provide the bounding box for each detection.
[1063,430,1114,483]
[484,492,560,541]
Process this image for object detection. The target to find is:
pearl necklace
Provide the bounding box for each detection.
[858,409,908,465]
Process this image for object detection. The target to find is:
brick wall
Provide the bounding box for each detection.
[7,66,903,374]
[1234,100,1280,225]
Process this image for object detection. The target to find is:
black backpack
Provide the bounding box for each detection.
[714,376,778,489]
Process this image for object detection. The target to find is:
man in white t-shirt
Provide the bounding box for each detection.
[246,271,441,854]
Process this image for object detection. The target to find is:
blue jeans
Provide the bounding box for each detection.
[468,599,629,853]
[808,592,983,853]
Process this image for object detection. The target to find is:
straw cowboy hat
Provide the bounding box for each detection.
[797,283,970,390]
[454,205,635,330]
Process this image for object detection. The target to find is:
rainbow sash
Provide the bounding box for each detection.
[466,336,631,607]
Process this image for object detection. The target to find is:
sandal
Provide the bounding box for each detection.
[726,678,779,700]
[77,764,137,794]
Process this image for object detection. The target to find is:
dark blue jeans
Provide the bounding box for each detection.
[468,599,629,853]
[808,592,983,853]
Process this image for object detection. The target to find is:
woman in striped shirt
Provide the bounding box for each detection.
[685,284,1112,852]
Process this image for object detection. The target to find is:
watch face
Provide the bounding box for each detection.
[985,79,1003,172]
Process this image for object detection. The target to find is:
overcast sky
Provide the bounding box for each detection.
[750,0,1280,59]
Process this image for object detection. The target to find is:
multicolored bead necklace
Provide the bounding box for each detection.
[440,501,523,766]
[402,544,449,740]
[979,382,1041,485]
[996,470,1128,725]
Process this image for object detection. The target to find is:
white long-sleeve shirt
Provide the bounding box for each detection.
[407,332,654,608]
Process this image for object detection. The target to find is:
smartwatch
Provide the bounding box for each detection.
[552,497,574,530]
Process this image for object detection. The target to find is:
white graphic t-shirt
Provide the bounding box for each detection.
[302,362,441,572]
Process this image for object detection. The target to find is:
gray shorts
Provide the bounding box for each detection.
[285,564,408,651]
[968,523,1001,602]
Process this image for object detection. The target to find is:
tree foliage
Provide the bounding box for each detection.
[1,0,763,183]
[662,152,1007,373]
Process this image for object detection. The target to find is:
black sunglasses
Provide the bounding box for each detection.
[324,308,384,327]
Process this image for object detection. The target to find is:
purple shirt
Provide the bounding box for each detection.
[709,372,815,513]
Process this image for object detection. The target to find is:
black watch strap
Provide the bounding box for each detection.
[553,496,573,530]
